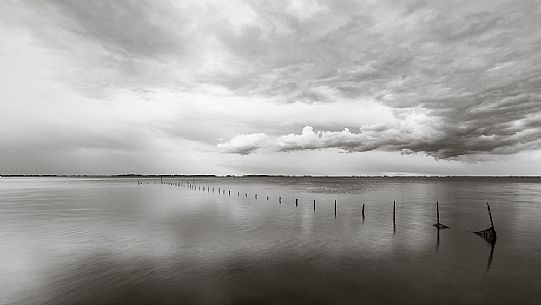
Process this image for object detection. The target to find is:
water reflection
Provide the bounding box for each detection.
[486,241,496,273]
[1,177,541,305]
[436,228,440,251]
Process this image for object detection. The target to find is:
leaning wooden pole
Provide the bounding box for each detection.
[473,202,497,244]
[362,203,365,219]
[487,202,495,229]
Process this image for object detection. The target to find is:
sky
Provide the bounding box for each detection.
[1,0,541,176]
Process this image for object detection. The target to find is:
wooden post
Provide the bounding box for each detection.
[160,177,163,184]
[238,191,240,196]
[255,194,258,199]
[245,193,247,198]
[436,201,440,224]
[229,190,230,196]
[393,201,396,228]
[487,202,495,229]
[267,196,269,200]
[313,199,316,211]
[279,196,282,204]
[334,200,337,217]
[295,199,298,207]
[362,203,365,219]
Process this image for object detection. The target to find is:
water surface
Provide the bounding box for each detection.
[1,177,540,305]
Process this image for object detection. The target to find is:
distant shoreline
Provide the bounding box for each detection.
[2,174,540,179]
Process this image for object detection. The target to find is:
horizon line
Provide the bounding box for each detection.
[2,174,541,178]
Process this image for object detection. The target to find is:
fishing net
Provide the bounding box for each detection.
[474,226,497,244]
[433,223,450,229]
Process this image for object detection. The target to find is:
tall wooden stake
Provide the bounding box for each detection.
[393,201,396,228]
[487,202,495,229]
[436,201,440,224]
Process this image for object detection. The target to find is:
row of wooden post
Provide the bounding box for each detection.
[149,179,496,242]
[164,180,386,222]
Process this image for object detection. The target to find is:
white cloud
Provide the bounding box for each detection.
[217,133,270,155]
[276,126,364,151]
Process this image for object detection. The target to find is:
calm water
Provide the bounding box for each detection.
[1,177,541,305]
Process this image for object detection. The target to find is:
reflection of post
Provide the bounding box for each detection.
[486,241,495,273]
[436,228,440,251]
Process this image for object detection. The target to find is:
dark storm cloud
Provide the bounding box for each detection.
[217,0,541,159]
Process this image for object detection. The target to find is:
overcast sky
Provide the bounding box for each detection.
[1,0,541,175]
